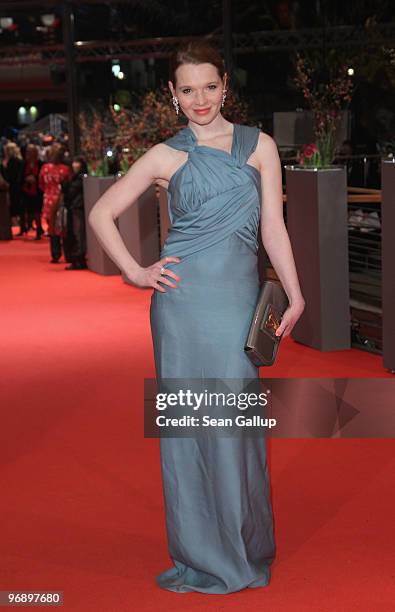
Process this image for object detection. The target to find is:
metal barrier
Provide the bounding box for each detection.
[346,187,382,354]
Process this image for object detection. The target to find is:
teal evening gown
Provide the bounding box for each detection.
[150,123,276,594]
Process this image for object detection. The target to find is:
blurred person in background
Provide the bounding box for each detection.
[0,166,12,240]
[17,133,29,159]
[37,135,48,162]
[39,143,71,263]
[0,142,23,232]
[61,156,88,270]
[20,144,44,240]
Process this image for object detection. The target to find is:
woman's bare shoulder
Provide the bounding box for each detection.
[255,131,280,166]
[140,142,184,189]
[256,130,277,149]
[144,141,181,163]
[131,142,174,172]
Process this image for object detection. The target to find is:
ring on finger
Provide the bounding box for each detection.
[160,266,165,275]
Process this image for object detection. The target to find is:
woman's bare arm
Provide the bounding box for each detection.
[87,144,181,292]
[256,132,305,336]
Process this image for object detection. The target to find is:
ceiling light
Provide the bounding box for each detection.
[41,14,56,27]
[0,17,13,29]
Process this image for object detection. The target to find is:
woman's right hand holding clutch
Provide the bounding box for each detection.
[129,256,181,292]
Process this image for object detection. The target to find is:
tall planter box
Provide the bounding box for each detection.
[83,176,160,280]
[83,175,119,275]
[285,166,350,351]
[117,182,160,283]
[381,160,395,372]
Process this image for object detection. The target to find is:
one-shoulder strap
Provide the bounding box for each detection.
[163,127,195,152]
[233,124,260,167]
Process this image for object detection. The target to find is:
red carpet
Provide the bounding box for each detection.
[1,230,394,611]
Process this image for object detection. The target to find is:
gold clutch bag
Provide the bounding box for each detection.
[244,280,289,367]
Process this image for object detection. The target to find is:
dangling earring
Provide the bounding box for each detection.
[221,89,227,108]
[172,96,179,115]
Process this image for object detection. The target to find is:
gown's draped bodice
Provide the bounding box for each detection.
[161,123,262,263]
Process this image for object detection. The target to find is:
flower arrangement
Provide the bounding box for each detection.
[78,110,109,176]
[294,53,354,167]
[109,86,181,170]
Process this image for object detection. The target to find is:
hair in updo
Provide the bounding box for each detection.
[169,39,226,85]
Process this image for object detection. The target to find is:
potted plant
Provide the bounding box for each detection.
[284,55,354,351]
[78,109,119,275]
[293,52,353,167]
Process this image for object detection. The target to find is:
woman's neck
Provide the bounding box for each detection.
[187,113,232,142]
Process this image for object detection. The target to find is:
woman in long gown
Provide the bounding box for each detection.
[88,40,305,595]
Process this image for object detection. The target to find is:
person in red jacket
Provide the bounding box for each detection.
[38,143,71,262]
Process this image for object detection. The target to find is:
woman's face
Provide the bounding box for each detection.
[169,62,226,124]
[72,160,82,174]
